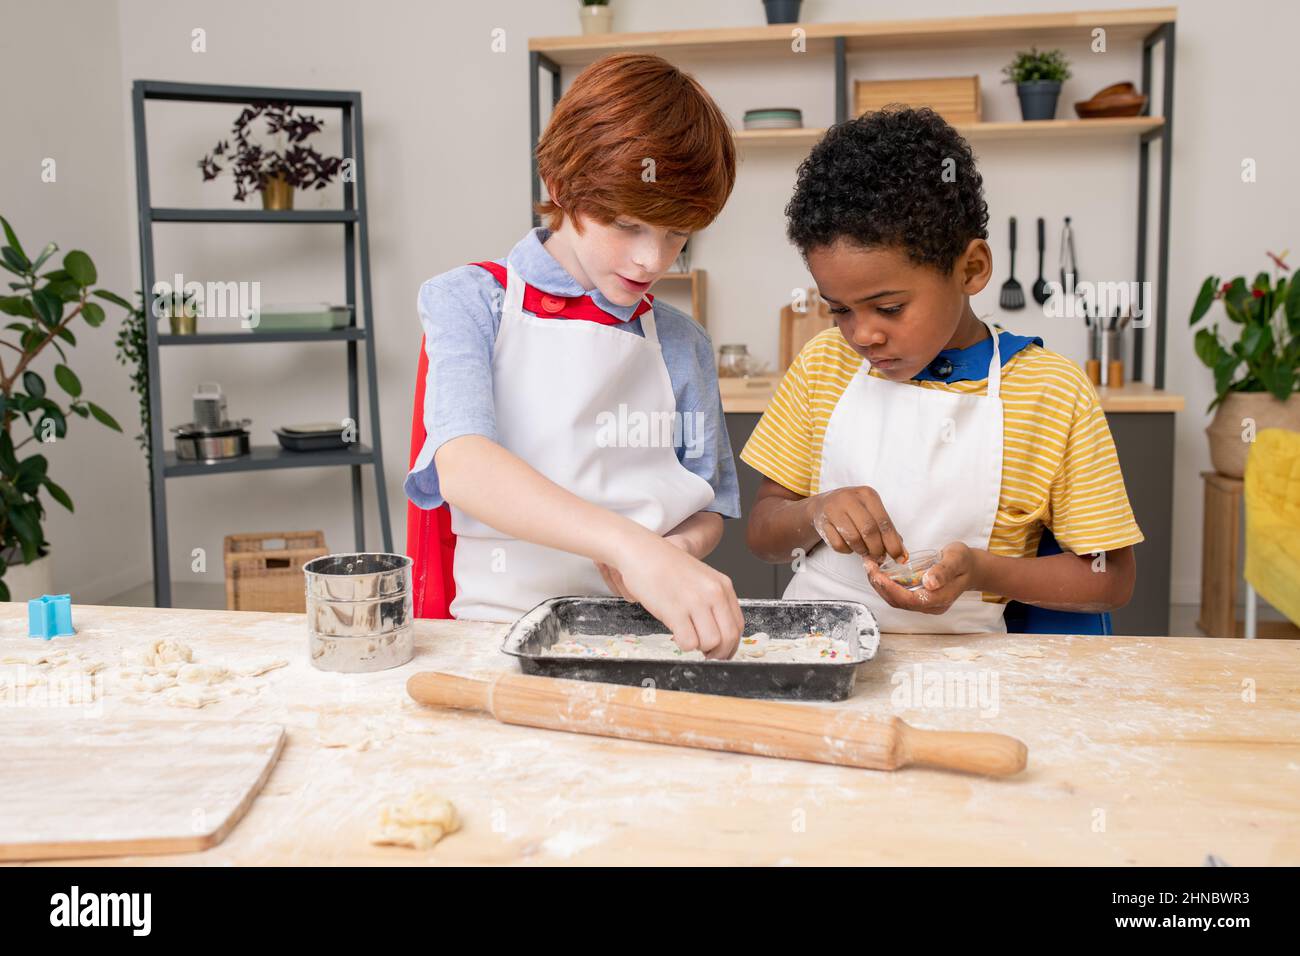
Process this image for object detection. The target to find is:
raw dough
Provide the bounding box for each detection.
[315,716,393,751]
[177,663,231,686]
[942,647,982,661]
[1003,645,1045,659]
[112,640,282,710]
[369,793,460,850]
[542,630,851,662]
[239,658,289,677]
[140,639,193,668]
[163,687,222,709]
[132,673,178,694]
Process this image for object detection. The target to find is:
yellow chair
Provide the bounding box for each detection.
[1243,427,1300,634]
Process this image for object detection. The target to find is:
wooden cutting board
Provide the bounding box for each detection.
[0,719,285,861]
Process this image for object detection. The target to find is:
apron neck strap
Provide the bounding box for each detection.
[982,320,1003,399]
[503,260,526,314]
[638,302,659,345]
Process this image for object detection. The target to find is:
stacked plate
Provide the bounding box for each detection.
[743,107,803,130]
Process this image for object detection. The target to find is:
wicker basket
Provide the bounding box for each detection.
[224,531,328,613]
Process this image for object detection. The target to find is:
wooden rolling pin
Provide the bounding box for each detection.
[407,672,1028,777]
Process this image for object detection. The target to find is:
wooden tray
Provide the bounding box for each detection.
[0,719,285,861]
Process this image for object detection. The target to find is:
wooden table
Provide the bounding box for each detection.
[3,604,1298,866]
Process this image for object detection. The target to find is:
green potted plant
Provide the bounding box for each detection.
[158,288,199,335]
[579,0,613,35]
[0,216,127,601]
[1002,47,1071,121]
[198,102,344,211]
[1190,251,1300,478]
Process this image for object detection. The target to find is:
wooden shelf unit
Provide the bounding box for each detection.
[527,6,1178,389]
[651,269,707,327]
[528,8,1177,63]
[735,116,1165,147]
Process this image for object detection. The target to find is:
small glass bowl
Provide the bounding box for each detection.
[876,549,940,590]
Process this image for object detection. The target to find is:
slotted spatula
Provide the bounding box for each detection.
[1000,216,1025,311]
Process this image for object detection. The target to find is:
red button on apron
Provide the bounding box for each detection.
[540,295,566,314]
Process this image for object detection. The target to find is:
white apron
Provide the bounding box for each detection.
[448,261,716,622]
[785,321,1008,634]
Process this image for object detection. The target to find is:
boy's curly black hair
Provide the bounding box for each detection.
[784,107,989,273]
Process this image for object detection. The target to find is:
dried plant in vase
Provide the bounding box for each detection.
[198,101,344,210]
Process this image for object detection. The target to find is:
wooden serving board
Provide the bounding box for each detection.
[0,719,285,861]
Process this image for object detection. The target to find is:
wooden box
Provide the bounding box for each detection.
[854,76,981,124]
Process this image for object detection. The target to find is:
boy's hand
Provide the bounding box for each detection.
[863,542,981,615]
[598,534,743,660]
[809,485,907,563]
[594,531,695,601]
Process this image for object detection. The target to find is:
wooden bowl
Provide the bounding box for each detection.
[1075,81,1148,119]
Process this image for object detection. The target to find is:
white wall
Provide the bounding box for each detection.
[8,0,1298,611]
[0,0,151,602]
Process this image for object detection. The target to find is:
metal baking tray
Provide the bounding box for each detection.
[502,596,880,701]
[273,427,348,452]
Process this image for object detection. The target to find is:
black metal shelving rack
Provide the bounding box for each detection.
[131,80,392,608]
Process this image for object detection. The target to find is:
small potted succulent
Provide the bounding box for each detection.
[1002,47,1071,121]
[198,102,344,210]
[1191,251,1300,478]
[158,288,199,335]
[762,0,803,23]
[579,0,613,35]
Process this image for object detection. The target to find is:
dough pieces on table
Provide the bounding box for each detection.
[177,662,231,686]
[1,647,108,704]
[314,715,394,751]
[5,636,283,710]
[140,639,193,668]
[239,658,289,678]
[369,793,460,850]
[1003,645,1045,659]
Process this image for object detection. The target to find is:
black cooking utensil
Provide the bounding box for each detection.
[1000,216,1025,311]
[1032,216,1049,305]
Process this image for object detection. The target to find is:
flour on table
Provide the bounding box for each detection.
[163,687,223,709]
[132,673,178,694]
[541,630,852,662]
[369,792,460,850]
[315,715,394,751]
[942,647,982,661]
[1003,645,1045,659]
[177,663,231,686]
[140,639,193,668]
[1,648,108,705]
[113,642,280,709]
[238,659,289,678]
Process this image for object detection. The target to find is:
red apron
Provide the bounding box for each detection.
[406,261,653,618]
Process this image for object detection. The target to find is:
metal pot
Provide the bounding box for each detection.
[171,420,252,462]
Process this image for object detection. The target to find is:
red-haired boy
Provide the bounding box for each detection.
[406,54,743,657]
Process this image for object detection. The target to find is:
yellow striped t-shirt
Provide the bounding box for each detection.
[739,328,1144,603]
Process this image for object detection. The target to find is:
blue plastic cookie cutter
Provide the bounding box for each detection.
[27,593,75,639]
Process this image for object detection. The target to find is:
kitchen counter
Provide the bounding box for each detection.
[719,375,1186,415]
[4,604,1296,866]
